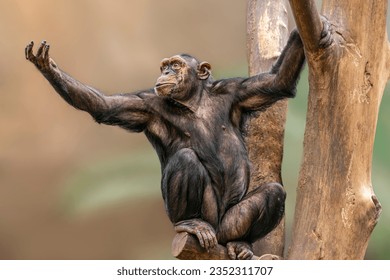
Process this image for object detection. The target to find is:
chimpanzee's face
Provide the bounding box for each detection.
[154,55,211,101]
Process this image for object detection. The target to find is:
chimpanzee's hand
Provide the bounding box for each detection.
[174,218,218,250]
[25,41,60,75]
[319,16,333,48]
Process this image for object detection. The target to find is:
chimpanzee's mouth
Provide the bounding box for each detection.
[155,83,175,88]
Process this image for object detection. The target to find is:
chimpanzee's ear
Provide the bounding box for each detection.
[197,62,211,80]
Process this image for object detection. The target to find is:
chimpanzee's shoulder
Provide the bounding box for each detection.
[210,77,246,95]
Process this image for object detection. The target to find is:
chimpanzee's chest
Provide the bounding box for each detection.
[146,96,237,152]
[175,98,232,134]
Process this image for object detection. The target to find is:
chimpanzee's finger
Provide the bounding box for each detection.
[227,244,237,260]
[200,231,210,249]
[211,233,218,248]
[238,249,253,260]
[25,41,35,60]
[196,230,205,248]
[36,40,46,57]
[44,44,50,62]
[206,230,217,248]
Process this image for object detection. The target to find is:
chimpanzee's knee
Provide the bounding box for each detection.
[246,182,286,242]
[161,148,210,223]
[262,182,286,210]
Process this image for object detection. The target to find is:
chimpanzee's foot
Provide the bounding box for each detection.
[226,241,253,260]
[174,219,218,250]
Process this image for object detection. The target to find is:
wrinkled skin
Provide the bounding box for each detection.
[25,30,305,259]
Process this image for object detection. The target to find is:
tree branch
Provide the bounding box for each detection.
[288,0,322,53]
[246,0,289,259]
[172,232,230,260]
[172,233,281,260]
[288,0,387,260]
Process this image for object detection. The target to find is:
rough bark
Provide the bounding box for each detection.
[172,232,233,260]
[287,0,387,259]
[246,0,289,257]
[172,232,281,260]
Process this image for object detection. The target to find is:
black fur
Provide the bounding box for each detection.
[26,30,305,254]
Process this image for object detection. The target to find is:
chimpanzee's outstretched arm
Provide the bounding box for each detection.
[25,41,152,132]
[235,29,305,111]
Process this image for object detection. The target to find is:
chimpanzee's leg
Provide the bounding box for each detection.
[217,183,286,259]
[161,148,219,249]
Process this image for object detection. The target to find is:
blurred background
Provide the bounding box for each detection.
[0,0,389,259]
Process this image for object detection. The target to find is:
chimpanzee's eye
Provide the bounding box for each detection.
[161,65,169,72]
[172,62,181,70]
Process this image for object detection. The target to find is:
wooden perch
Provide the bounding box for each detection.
[171,232,281,260]
[172,232,230,260]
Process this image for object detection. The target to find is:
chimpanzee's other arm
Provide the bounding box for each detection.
[269,29,305,91]
[25,41,151,132]
[235,29,305,111]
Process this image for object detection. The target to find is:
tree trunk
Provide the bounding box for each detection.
[287,0,387,259]
[246,0,289,257]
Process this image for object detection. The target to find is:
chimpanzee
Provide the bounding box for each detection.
[25,29,305,259]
